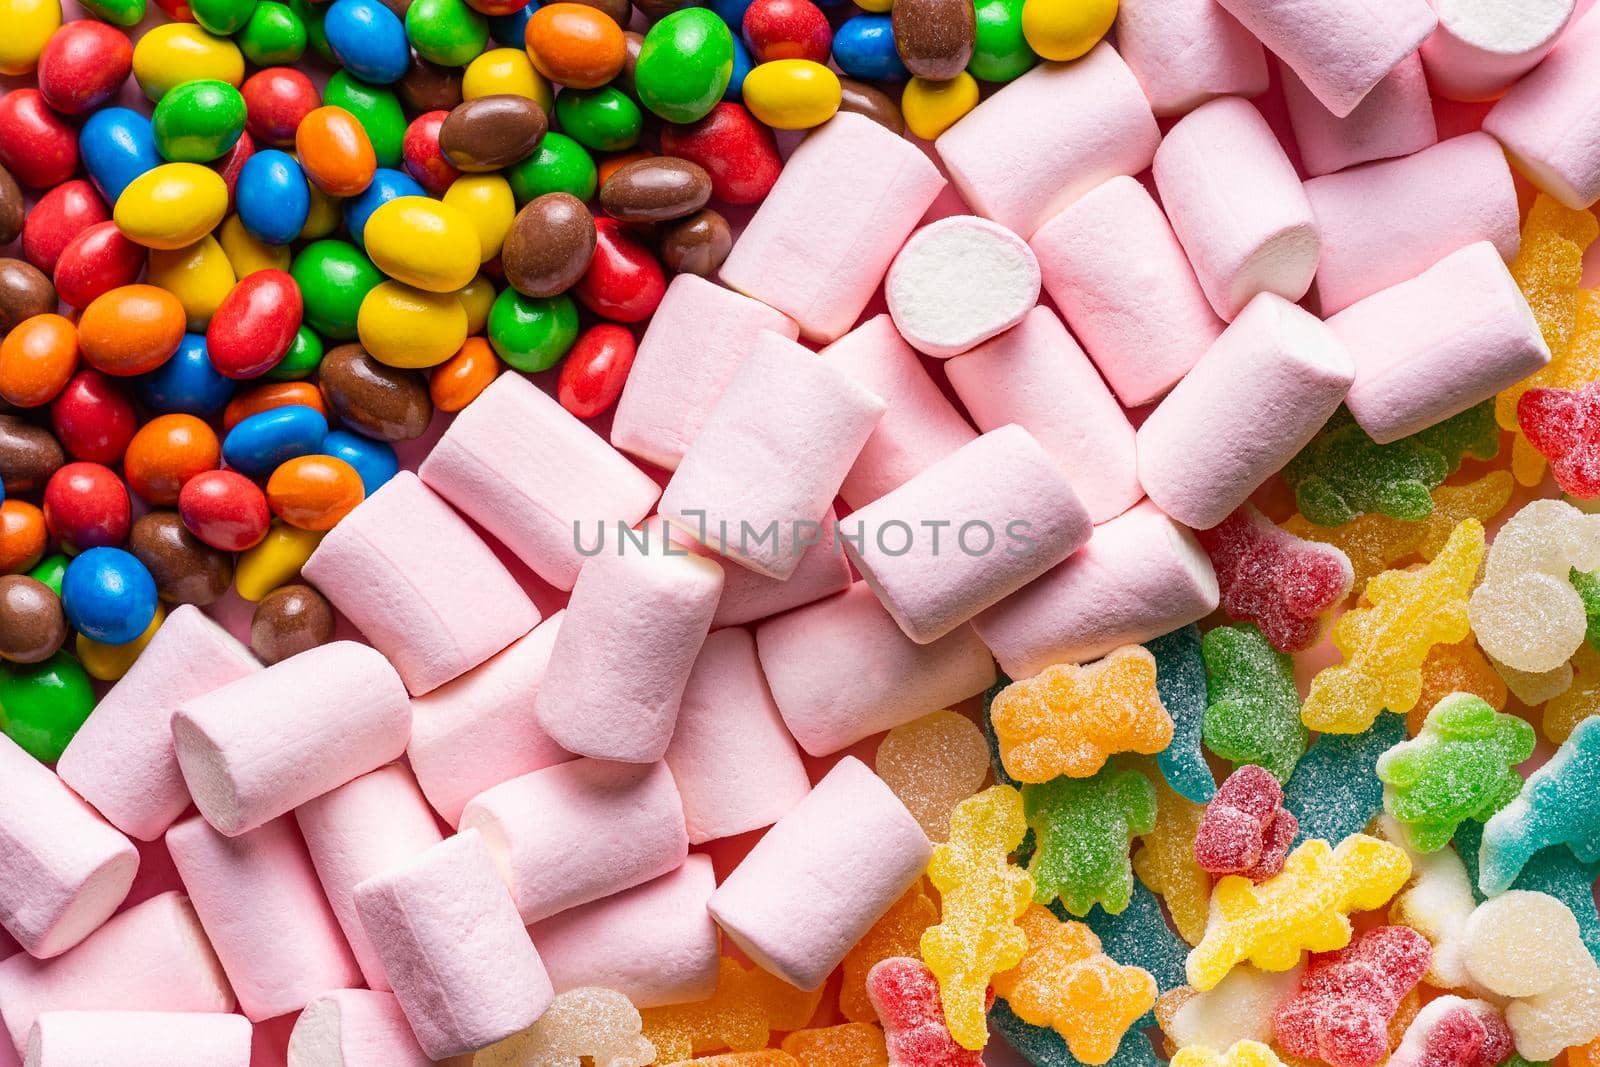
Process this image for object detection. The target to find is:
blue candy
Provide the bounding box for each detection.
[724,34,753,100]
[992,999,1165,1067]
[832,14,908,81]
[79,108,161,204]
[236,150,312,246]
[321,430,399,495]
[61,548,158,646]
[1283,712,1405,846]
[983,672,1018,788]
[223,405,330,479]
[324,0,411,84]
[1081,881,1187,1029]
[134,334,237,417]
[344,169,426,247]
[1477,716,1600,895]
[708,0,752,29]
[1454,820,1600,965]
[488,3,534,46]
[1146,625,1215,804]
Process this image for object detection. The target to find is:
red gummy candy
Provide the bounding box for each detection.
[1196,505,1354,653]
[1388,999,1512,1067]
[1273,925,1432,1067]
[1518,381,1600,499]
[1193,765,1298,882]
[866,957,985,1067]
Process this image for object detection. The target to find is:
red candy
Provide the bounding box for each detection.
[867,957,984,1067]
[1193,765,1298,882]
[660,103,783,206]
[179,469,272,551]
[54,220,147,310]
[0,89,79,190]
[22,180,110,276]
[1388,1000,1512,1067]
[36,21,134,117]
[207,269,305,380]
[42,461,131,552]
[1517,380,1600,499]
[50,369,138,464]
[576,218,665,323]
[742,0,832,63]
[403,111,461,197]
[212,131,257,211]
[241,68,321,148]
[558,323,635,420]
[1274,926,1432,1067]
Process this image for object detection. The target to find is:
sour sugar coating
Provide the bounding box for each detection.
[1200,624,1309,785]
[1284,713,1406,847]
[1454,819,1600,964]
[1517,380,1600,497]
[839,879,938,1024]
[1572,568,1600,651]
[1023,764,1156,917]
[1170,1039,1287,1067]
[919,784,1033,1051]
[780,1022,889,1067]
[1193,766,1298,883]
[1386,997,1512,1067]
[1462,890,1600,1059]
[1544,643,1600,744]
[875,710,991,842]
[1272,925,1432,1067]
[1147,626,1216,804]
[476,987,655,1067]
[866,957,982,1067]
[1082,879,1190,1018]
[1409,639,1509,736]
[1382,817,1484,990]
[1158,965,1306,1052]
[1477,716,1600,895]
[988,645,1174,783]
[1132,777,1213,947]
[1195,506,1354,654]
[639,956,824,1063]
[1301,519,1484,735]
[1468,500,1600,673]
[1185,833,1413,991]
[993,997,1166,1067]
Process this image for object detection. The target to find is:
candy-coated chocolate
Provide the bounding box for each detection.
[834,13,907,80]
[61,546,159,646]
[324,71,407,169]
[146,235,236,331]
[112,163,229,251]
[240,67,320,148]
[301,182,345,240]
[837,76,905,135]
[357,281,470,369]
[658,207,732,275]
[402,109,462,195]
[191,0,259,34]
[325,0,411,83]
[595,149,652,187]
[1021,0,1113,61]
[742,58,841,128]
[22,181,109,279]
[487,287,580,370]
[0,0,61,76]
[132,24,245,101]
[78,285,187,377]
[0,417,66,493]
[363,196,482,292]
[152,79,247,163]
[659,102,780,206]
[320,429,399,493]
[129,509,234,605]
[442,174,516,261]
[50,370,138,464]
[635,8,735,123]
[402,55,467,112]
[235,519,323,599]
[220,214,294,278]
[506,132,597,202]
[574,217,665,323]
[179,468,272,550]
[744,0,832,63]
[26,552,65,595]
[76,601,164,681]
[438,94,548,172]
[268,325,324,380]
[502,192,596,297]
[557,323,635,419]
[211,130,257,208]
[54,221,147,311]
[0,314,79,408]
[0,90,78,188]
[0,575,67,664]
[902,71,979,139]
[43,462,131,551]
[0,164,24,246]
[223,381,327,431]
[237,1,309,65]
[38,21,133,117]
[970,0,1034,81]
[0,649,94,762]
[428,336,500,412]
[0,259,55,334]
[237,150,312,246]
[455,273,496,333]
[205,269,305,381]
[292,239,385,339]
[134,333,237,417]
[221,403,330,478]
[893,0,975,78]
[124,414,222,505]
[599,157,712,222]
[406,0,490,67]
[462,48,550,110]
[0,500,48,574]
[296,105,378,196]
[318,343,435,440]
[525,2,627,89]
[553,86,643,151]
[79,108,161,205]
[250,582,335,664]
[266,454,365,530]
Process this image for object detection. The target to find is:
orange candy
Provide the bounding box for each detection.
[598,149,654,186]
[295,106,377,197]
[525,3,627,89]
[429,337,501,412]
[123,414,221,505]
[223,381,328,432]
[266,455,365,531]
[76,285,186,376]
[0,500,48,574]
[0,314,79,407]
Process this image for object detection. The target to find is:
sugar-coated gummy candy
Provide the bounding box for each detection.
[1409,639,1508,736]
[476,987,656,1067]
[1201,625,1307,785]
[1170,1040,1286,1067]
[840,879,938,1024]
[1543,644,1600,744]
[875,710,991,842]
[1024,764,1156,918]
[1193,766,1298,883]
[1386,996,1512,1067]
[1132,776,1212,947]
[865,956,982,1067]
[1157,965,1306,1053]
[1518,381,1600,498]
[1271,925,1431,1067]
[1476,716,1600,895]
[1196,506,1354,653]
[1572,568,1600,651]
[1080,880,1188,1029]
[1283,712,1406,847]
[1146,626,1215,804]
[780,1022,889,1067]
[991,998,1165,1067]
[1452,819,1600,965]
[639,957,824,1063]
[1469,500,1600,673]
[1382,817,1482,991]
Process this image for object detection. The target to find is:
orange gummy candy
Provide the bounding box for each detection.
[641,958,824,1063]
[780,1022,889,1067]
[839,880,938,1024]
[1407,638,1508,736]
[1545,644,1600,744]
[875,710,991,842]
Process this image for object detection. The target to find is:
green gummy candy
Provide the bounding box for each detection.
[1571,567,1600,650]
[1200,623,1308,785]
[1022,765,1155,918]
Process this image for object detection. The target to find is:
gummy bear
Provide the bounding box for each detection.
[841,880,939,1024]
[1023,765,1157,917]
[1408,639,1508,736]
[1283,713,1406,847]
[641,957,825,1062]
[1381,816,1481,992]
[990,998,1165,1067]
[1170,1039,1287,1067]
[1185,833,1412,991]
[1519,381,1600,498]
[920,785,1034,1051]
[1477,716,1600,895]
[1271,926,1432,1067]
[1196,505,1355,653]
[1571,1037,1600,1067]
[476,987,656,1067]
[865,957,983,1067]
[1386,996,1512,1067]
[1453,819,1600,965]
[1147,626,1217,804]
[1081,879,1189,1015]
[1157,965,1306,1052]
[1302,519,1485,734]
[1132,775,1212,947]
[876,710,991,842]
[1201,625,1309,784]
[1543,643,1600,743]
[1193,766,1298,882]
[989,646,1175,783]
[1468,500,1600,674]
[781,1023,890,1067]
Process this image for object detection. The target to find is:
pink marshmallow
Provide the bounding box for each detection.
[661,515,854,628]
[287,990,431,1067]
[1282,53,1437,178]
[353,830,552,1060]
[0,734,137,961]
[610,274,800,470]
[664,628,811,844]
[1304,132,1521,314]
[1331,241,1552,443]
[708,756,930,990]
[884,216,1040,359]
[1213,0,1437,117]
[659,331,886,579]
[936,42,1160,238]
[719,113,945,342]
[459,758,688,924]
[295,765,445,992]
[528,856,720,1009]
[945,305,1142,524]
[973,501,1221,677]
[418,372,660,591]
[302,472,538,696]
[1153,97,1322,321]
[1114,0,1269,117]
[26,1012,250,1067]
[406,614,571,828]
[1136,294,1356,530]
[171,641,412,837]
[755,581,996,756]
[1422,0,1576,102]
[57,605,258,843]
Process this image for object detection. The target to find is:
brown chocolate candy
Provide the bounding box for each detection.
[839,78,906,137]
[0,575,66,664]
[892,0,976,80]
[569,0,632,27]
[615,30,645,97]
[600,157,712,223]
[251,582,336,665]
[659,208,732,277]
[0,164,23,247]
[439,95,548,173]
[129,511,233,607]
[0,259,55,334]
[632,0,686,19]
[398,57,464,114]
[318,344,434,442]
[375,0,412,18]
[501,192,597,298]
[0,416,64,493]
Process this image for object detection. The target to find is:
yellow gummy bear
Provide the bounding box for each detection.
[989,646,1175,783]
[1185,834,1412,991]
[991,905,1158,1065]
[1408,637,1509,735]
[641,958,823,1063]
[1545,644,1600,743]
[1132,775,1212,947]
[840,879,938,1024]
[919,784,1035,1051]
[780,1023,889,1067]
[1300,520,1485,734]
[1172,1040,1288,1067]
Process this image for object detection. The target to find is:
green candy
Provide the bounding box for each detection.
[0,651,95,764]
[291,240,384,341]
[267,325,325,380]
[190,0,258,35]
[1571,567,1600,650]
[506,133,597,204]
[27,555,67,598]
[324,71,406,169]
[151,80,247,164]
[969,0,1035,83]
[554,86,643,153]
[288,0,335,64]
[405,0,489,67]
[78,0,145,27]
[488,289,579,373]
[634,9,734,124]
[1201,624,1309,785]
[1022,764,1156,917]
[237,1,307,66]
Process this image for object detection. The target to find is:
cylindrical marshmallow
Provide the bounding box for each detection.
[936,42,1160,238]
[353,830,552,1060]
[1422,0,1575,102]
[303,472,539,696]
[973,501,1221,678]
[884,216,1040,359]
[708,756,931,991]
[664,628,811,844]
[1483,7,1600,209]
[611,275,800,470]
[818,315,977,509]
[1030,175,1224,407]
[1331,242,1552,443]
[0,734,137,960]
[0,893,234,1056]
[406,613,571,828]
[166,815,360,1021]
[662,515,853,628]
[1114,0,1269,116]
[719,113,945,342]
[57,605,259,842]
[528,856,720,1009]
[295,765,445,991]
[26,1012,250,1067]
[288,990,432,1067]
[459,758,688,924]
[1213,0,1437,117]
[844,425,1092,644]
[1136,294,1356,530]
[534,546,721,763]
[172,641,412,837]
[1304,133,1521,315]
[659,331,886,579]
[418,371,661,591]
[1282,53,1437,178]
[946,306,1141,523]
[1153,97,1322,321]
[754,581,996,756]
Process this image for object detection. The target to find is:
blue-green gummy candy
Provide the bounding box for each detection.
[1146,626,1215,804]
[1284,713,1405,846]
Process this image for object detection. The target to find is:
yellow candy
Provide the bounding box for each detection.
[1172,1040,1287,1067]
[1132,776,1212,947]
[902,73,979,141]
[874,710,989,841]
[147,235,237,330]
[75,604,165,682]
[300,182,343,241]
[640,957,823,1063]
[477,987,654,1067]
[1544,643,1600,743]
[919,784,1034,1051]
[357,281,469,369]
[1021,0,1117,61]
[853,0,891,13]
[463,47,554,112]
[780,1023,888,1067]
[839,879,937,1024]
[363,196,481,293]
[743,60,842,130]
[0,0,61,75]
[235,521,323,601]
[132,24,245,101]
[218,214,291,278]
[113,163,230,252]
[442,175,516,263]
[1185,834,1412,991]
[456,274,497,336]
